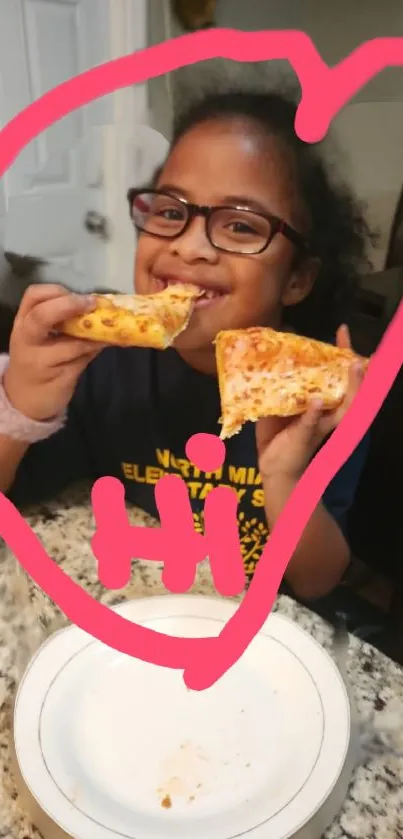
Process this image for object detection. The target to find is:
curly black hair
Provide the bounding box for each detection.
[167,87,376,340]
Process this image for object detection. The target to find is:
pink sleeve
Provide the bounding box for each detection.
[0,354,66,442]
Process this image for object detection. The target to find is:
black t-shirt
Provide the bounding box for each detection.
[10,346,368,580]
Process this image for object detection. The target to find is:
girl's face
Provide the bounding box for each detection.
[134,118,317,361]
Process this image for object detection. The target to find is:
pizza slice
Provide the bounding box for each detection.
[215,326,369,439]
[60,284,202,349]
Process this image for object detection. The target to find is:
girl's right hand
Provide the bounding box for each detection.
[3,284,105,421]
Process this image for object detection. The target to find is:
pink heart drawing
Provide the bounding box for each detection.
[1,30,403,690]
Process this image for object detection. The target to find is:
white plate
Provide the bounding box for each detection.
[14,595,355,839]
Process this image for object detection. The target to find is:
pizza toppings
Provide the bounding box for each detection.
[215,326,369,439]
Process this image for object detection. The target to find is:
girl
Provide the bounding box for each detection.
[0,88,371,599]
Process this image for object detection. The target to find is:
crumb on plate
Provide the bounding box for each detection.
[161,794,172,809]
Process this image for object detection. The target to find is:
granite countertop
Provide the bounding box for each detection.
[0,483,403,839]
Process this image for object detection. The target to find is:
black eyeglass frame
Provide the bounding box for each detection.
[127,188,310,256]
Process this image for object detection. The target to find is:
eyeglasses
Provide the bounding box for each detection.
[127,188,309,256]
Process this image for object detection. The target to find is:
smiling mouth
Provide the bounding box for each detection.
[155,276,228,304]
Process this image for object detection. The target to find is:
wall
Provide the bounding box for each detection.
[154,0,403,271]
[331,103,403,270]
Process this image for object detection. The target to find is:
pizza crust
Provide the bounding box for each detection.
[215,327,369,439]
[60,284,202,349]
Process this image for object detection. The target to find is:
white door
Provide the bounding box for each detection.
[0,0,168,296]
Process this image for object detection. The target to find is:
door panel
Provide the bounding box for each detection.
[0,0,154,295]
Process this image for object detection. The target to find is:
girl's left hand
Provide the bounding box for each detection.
[256,325,365,482]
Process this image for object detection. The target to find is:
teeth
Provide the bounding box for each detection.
[157,280,224,298]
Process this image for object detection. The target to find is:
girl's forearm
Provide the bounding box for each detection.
[262,472,350,600]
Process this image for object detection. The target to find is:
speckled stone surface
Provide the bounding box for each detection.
[0,482,403,838]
